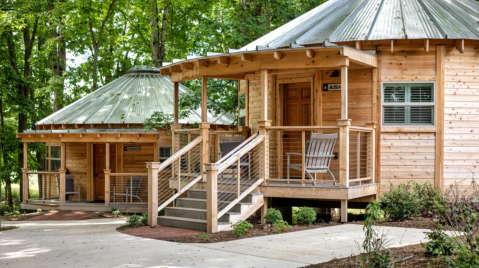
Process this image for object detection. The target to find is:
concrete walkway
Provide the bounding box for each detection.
[0,219,430,268]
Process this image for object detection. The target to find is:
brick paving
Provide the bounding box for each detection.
[28,210,97,221]
[121,225,201,239]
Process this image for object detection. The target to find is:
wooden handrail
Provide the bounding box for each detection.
[217,135,265,174]
[110,173,148,176]
[156,136,203,172]
[209,130,243,134]
[173,128,200,133]
[266,126,339,131]
[217,132,259,164]
[349,126,373,132]
[26,171,60,175]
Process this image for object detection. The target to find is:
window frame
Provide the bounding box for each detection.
[45,145,62,171]
[381,81,436,127]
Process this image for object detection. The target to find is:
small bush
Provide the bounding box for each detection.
[141,212,148,226]
[297,207,316,225]
[0,204,10,215]
[125,210,131,215]
[414,182,447,217]
[36,209,42,213]
[126,214,144,227]
[292,207,299,224]
[198,233,209,241]
[231,220,253,237]
[264,208,282,224]
[273,220,290,234]
[380,182,419,221]
[422,226,456,256]
[112,209,121,217]
[110,207,117,213]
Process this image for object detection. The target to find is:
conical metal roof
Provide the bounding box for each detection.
[241,0,479,51]
[37,66,236,126]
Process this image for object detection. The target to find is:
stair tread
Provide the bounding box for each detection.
[158,215,206,224]
[178,197,249,205]
[167,206,241,215]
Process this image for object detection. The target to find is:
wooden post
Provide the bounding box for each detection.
[237,158,241,198]
[261,69,269,121]
[338,119,351,187]
[22,142,28,202]
[202,76,208,122]
[147,162,159,226]
[258,120,271,184]
[260,196,268,224]
[436,46,445,193]
[59,142,66,205]
[174,82,179,125]
[341,66,348,119]
[200,123,210,181]
[357,132,360,183]
[301,131,306,186]
[365,123,377,184]
[205,163,219,233]
[105,143,110,206]
[240,126,250,139]
[341,200,348,223]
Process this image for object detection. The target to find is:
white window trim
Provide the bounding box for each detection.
[381,81,436,127]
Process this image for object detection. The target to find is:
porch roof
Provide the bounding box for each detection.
[160,45,377,83]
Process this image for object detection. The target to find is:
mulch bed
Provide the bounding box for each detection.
[0,226,19,232]
[1,211,47,221]
[303,244,455,268]
[354,217,439,230]
[1,210,129,221]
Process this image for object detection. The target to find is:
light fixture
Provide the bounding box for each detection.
[330,70,340,77]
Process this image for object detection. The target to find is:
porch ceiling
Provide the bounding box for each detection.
[161,46,377,82]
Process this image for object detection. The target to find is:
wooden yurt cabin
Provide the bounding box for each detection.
[17,66,236,212]
[149,0,479,232]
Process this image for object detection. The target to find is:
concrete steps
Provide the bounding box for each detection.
[157,189,263,232]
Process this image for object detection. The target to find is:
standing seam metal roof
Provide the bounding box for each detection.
[240,0,479,51]
[37,66,236,126]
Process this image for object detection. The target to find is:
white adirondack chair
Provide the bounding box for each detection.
[286,133,338,184]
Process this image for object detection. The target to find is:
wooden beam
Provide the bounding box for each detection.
[436,46,445,193]
[202,76,208,122]
[455,39,464,53]
[423,39,429,53]
[341,200,348,223]
[355,41,361,50]
[174,82,179,125]
[274,51,282,60]
[197,59,209,67]
[105,143,110,206]
[306,49,315,58]
[147,163,159,226]
[181,62,193,70]
[241,54,253,62]
[170,65,182,73]
[261,69,269,121]
[218,56,230,65]
[160,68,171,76]
[341,65,348,119]
[390,39,394,53]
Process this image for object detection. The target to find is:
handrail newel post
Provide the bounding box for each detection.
[59,169,67,205]
[104,169,111,206]
[206,163,219,233]
[200,122,210,182]
[147,162,160,226]
[258,120,271,184]
[337,119,351,188]
[22,168,29,203]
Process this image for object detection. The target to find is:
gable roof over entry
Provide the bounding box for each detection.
[37,66,235,126]
[241,0,479,51]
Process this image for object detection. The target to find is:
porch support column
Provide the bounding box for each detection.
[259,120,271,184]
[174,82,179,125]
[340,65,348,119]
[341,200,348,223]
[365,122,377,184]
[59,142,66,205]
[202,76,208,122]
[206,163,219,233]
[22,142,28,203]
[104,143,110,206]
[261,69,269,121]
[338,119,351,188]
[147,162,159,226]
[260,196,268,224]
[200,122,210,181]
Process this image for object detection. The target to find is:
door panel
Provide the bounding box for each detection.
[94,144,116,201]
[283,82,312,178]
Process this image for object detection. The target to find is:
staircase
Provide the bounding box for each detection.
[157,189,264,232]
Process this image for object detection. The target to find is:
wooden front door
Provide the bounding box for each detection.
[93,144,116,201]
[283,82,312,178]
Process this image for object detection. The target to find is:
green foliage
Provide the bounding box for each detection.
[110,207,117,213]
[112,209,120,217]
[264,208,283,224]
[125,210,131,215]
[0,203,10,215]
[36,208,42,213]
[297,207,316,225]
[292,207,299,224]
[414,182,447,217]
[231,220,253,237]
[126,214,144,227]
[273,220,290,234]
[361,200,393,268]
[198,233,209,241]
[422,226,456,256]
[158,209,165,216]
[380,182,420,221]
[141,212,148,226]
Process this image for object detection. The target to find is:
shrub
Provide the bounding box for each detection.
[292,207,299,224]
[264,208,282,224]
[198,233,209,241]
[126,214,144,227]
[422,226,456,256]
[231,220,253,237]
[110,207,117,213]
[141,212,148,226]
[273,220,290,234]
[414,182,447,217]
[380,182,419,221]
[125,210,131,215]
[297,207,316,225]
[112,209,121,217]
[0,204,10,215]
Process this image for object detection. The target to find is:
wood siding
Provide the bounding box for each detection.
[65,143,88,200]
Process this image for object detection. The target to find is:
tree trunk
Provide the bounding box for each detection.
[159,0,169,67]
[0,98,13,211]
[49,0,64,112]
[149,0,160,67]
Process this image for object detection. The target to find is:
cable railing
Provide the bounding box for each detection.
[109,173,148,204]
[25,171,61,203]
[349,127,374,185]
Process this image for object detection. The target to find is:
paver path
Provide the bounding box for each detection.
[0,219,429,268]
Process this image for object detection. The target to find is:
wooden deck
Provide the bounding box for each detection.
[21,201,147,213]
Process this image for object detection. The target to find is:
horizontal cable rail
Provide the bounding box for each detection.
[157,136,203,212]
[26,171,61,202]
[209,130,249,163]
[349,128,374,184]
[110,173,148,204]
[216,134,265,219]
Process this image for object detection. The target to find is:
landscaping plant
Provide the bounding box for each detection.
[422,225,456,256]
[380,182,419,221]
[297,207,316,225]
[231,220,253,237]
[414,182,447,217]
[112,209,121,217]
[273,220,290,234]
[126,214,144,227]
[198,233,209,241]
[264,208,282,224]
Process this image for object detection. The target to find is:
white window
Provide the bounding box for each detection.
[45,145,61,171]
[382,82,435,126]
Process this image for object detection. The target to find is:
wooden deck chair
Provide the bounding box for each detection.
[56,174,81,202]
[113,177,143,203]
[286,133,338,185]
[219,136,251,180]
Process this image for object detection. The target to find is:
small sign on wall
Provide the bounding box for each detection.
[124,146,141,151]
[323,84,341,91]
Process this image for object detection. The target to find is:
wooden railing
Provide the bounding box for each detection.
[108,172,148,205]
[24,171,61,203]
